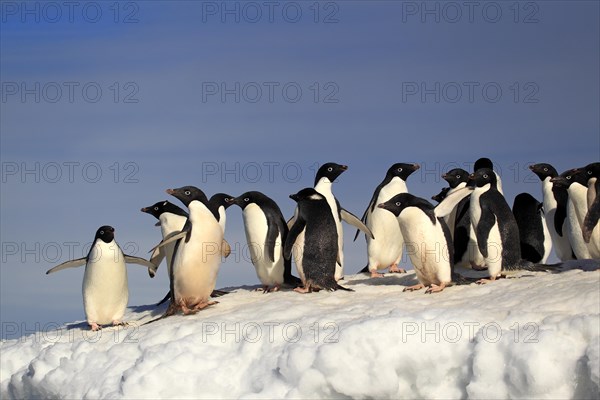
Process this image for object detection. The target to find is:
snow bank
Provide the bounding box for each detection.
[2,265,599,399]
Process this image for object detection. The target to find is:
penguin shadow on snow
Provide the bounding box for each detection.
[345,272,420,287]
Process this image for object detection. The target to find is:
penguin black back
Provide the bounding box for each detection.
[512,193,546,263]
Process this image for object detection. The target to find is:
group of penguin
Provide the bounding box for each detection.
[46,159,600,331]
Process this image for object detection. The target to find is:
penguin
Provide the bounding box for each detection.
[230,191,301,292]
[142,200,228,305]
[153,186,227,315]
[284,188,352,293]
[440,168,486,270]
[141,200,189,278]
[355,163,420,278]
[208,193,235,234]
[289,162,373,281]
[512,193,552,263]
[551,169,592,260]
[474,157,503,194]
[469,169,551,283]
[377,193,454,293]
[529,163,575,261]
[581,162,600,257]
[46,226,156,331]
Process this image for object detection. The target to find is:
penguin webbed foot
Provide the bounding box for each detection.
[112,320,127,327]
[89,322,102,331]
[403,283,425,292]
[425,283,447,294]
[476,277,496,284]
[370,271,385,278]
[293,286,311,294]
[388,265,407,274]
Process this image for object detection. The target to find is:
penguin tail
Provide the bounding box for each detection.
[357,265,370,274]
[211,289,230,297]
[451,273,474,285]
[335,283,354,292]
[156,291,171,306]
[517,260,561,273]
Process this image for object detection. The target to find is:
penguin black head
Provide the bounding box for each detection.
[474,157,494,171]
[166,186,208,207]
[95,225,115,243]
[231,191,270,209]
[314,162,348,186]
[529,163,558,181]
[583,162,600,182]
[290,188,325,203]
[431,187,450,204]
[469,168,498,188]
[377,193,432,217]
[386,163,420,181]
[141,200,188,219]
[550,168,586,188]
[442,168,470,188]
[209,193,235,210]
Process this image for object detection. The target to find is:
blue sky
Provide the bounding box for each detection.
[1,1,599,337]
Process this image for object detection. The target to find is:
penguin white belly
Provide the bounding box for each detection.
[243,204,284,286]
[540,211,553,263]
[160,213,186,275]
[541,178,572,261]
[315,180,344,280]
[292,229,306,283]
[566,185,592,259]
[82,240,128,325]
[484,219,503,278]
[172,204,223,305]
[398,208,451,286]
[367,179,407,270]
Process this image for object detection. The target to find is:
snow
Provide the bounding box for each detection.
[1,263,599,399]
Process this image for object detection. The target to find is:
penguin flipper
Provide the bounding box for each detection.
[148,245,166,276]
[149,229,188,254]
[222,239,231,258]
[284,217,306,260]
[475,207,495,259]
[154,221,161,227]
[582,196,600,243]
[265,218,280,263]
[286,216,295,230]
[46,258,87,274]
[434,186,473,218]
[341,208,374,239]
[124,255,158,272]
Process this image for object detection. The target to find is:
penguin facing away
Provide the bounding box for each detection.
[377,193,455,293]
[46,226,156,331]
[152,186,227,316]
[355,163,420,277]
[551,169,592,260]
[512,193,552,263]
[285,188,353,293]
[230,191,301,292]
[529,163,575,261]
[469,169,552,283]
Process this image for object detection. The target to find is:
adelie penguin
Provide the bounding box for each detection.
[46,226,156,331]
[141,199,229,305]
[230,191,301,292]
[355,163,420,278]
[473,157,503,194]
[529,163,575,261]
[378,193,465,294]
[289,162,373,281]
[582,162,600,257]
[151,186,230,316]
[551,168,592,260]
[469,169,554,283]
[285,188,353,293]
[512,193,552,263]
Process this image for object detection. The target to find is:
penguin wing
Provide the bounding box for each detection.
[475,204,494,259]
[434,186,473,218]
[553,187,568,236]
[148,245,166,277]
[264,210,284,263]
[155,221,161,227]
[124,255,158,271]
[354,185,383,241]
[341,208,374,239]
[148,228,189,254]
[46,258,87,274]
[286,207,298,229]
[582,195,600,243]
[284,216,306,260]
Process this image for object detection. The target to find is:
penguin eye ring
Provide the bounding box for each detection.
[327,167,333,172]
[395,202,401,206]
[154,207,159,211]
[398,168,403,172]
[244,198,249,202]
[100,231,104,235]
[185,191,191,195]
[483,174,488,179]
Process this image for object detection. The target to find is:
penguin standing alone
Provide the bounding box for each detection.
[46,226,156,330]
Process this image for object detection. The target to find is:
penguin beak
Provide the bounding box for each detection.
[341,165,348,171]
[412,163,420,170]
[225,197,235,205]
[141,207,148,213]
[290,194,299,201]
[166,189,175,195]
[441,173,448,179]
[468,173,475,181]
[528,165,535,171]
